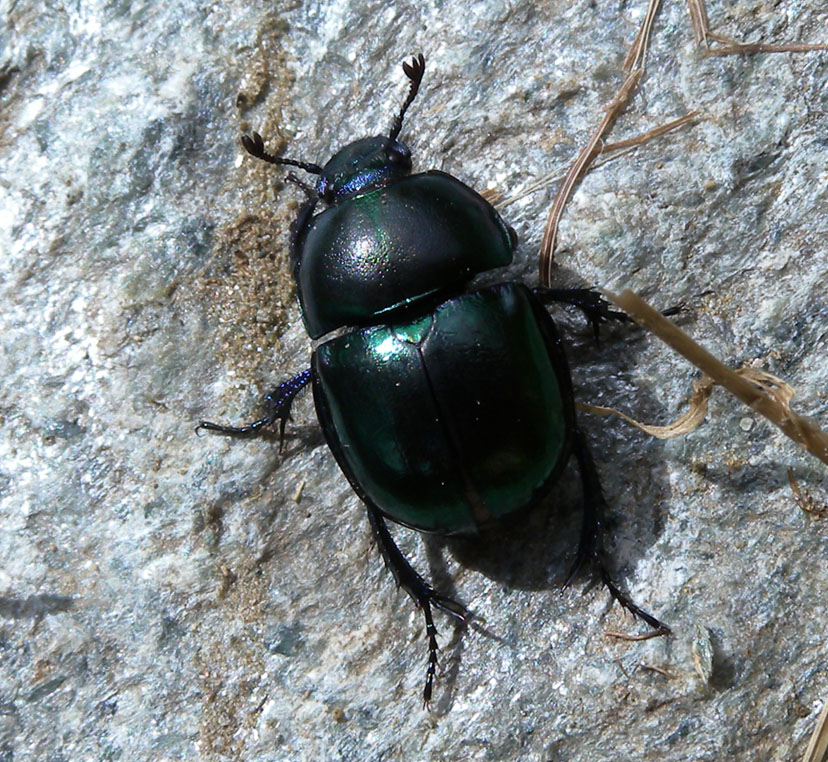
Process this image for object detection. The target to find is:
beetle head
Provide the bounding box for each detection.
[316,136,412,202]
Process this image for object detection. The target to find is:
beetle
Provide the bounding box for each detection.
[199,54,668,703]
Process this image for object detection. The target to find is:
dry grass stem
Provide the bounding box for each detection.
[686,0,710,47]
[787,469,828,518]
[638,663,676,679]
[802,698,828,762]
[623,0,663,72]
[496,113,696,210]
[604,627,670,642]
[577,373,709,439]
[601,112,700,153]
[539,70,641,286]
[579,367,798,441]
[539,0,827,287]
[688,0,827,55]
[701,41,828,57]
[605,290,828,466]
[541,0,667,286]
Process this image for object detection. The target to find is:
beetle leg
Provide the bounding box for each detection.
[534,287,681,341]
[197,368,312,452]
[365,506,468,705]
[284,171,317,198]
[568,426,671,635]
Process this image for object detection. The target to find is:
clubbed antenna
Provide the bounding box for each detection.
[388,53,426,141]
[240,132,323,175]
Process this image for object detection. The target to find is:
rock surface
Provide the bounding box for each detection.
[1,1,827,760]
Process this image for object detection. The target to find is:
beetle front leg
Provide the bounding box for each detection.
[197,368,312,451]
[365,506,468,705]
[568,426,671,635]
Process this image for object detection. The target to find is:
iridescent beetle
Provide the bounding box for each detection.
[200,55,667,702]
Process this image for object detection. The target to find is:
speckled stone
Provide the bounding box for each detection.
[1,1,827,760]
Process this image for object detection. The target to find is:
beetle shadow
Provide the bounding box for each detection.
[694,460,792,495]
[281,423,327,455]
[425,429,675,666]
[245,423,326,458]
[415,434,674,712]
[443,483,582,593]
[418,298,680,641]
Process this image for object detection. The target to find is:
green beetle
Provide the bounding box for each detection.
[200,54,667,703]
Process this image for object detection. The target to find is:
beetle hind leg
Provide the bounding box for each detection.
[366,506,468,705]
[570,427,671,635]
[197,368,312,451]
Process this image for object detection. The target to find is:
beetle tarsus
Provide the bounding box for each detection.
[422,603,439,707]
[535,286,681,341]
[570,427,671,635]
[197,368,313,452]
[534,287,630,340]
[597,567,671,633]
[366,505,468,705]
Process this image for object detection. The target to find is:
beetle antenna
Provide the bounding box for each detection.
[388,53,426,141]
[241,132,323,174]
